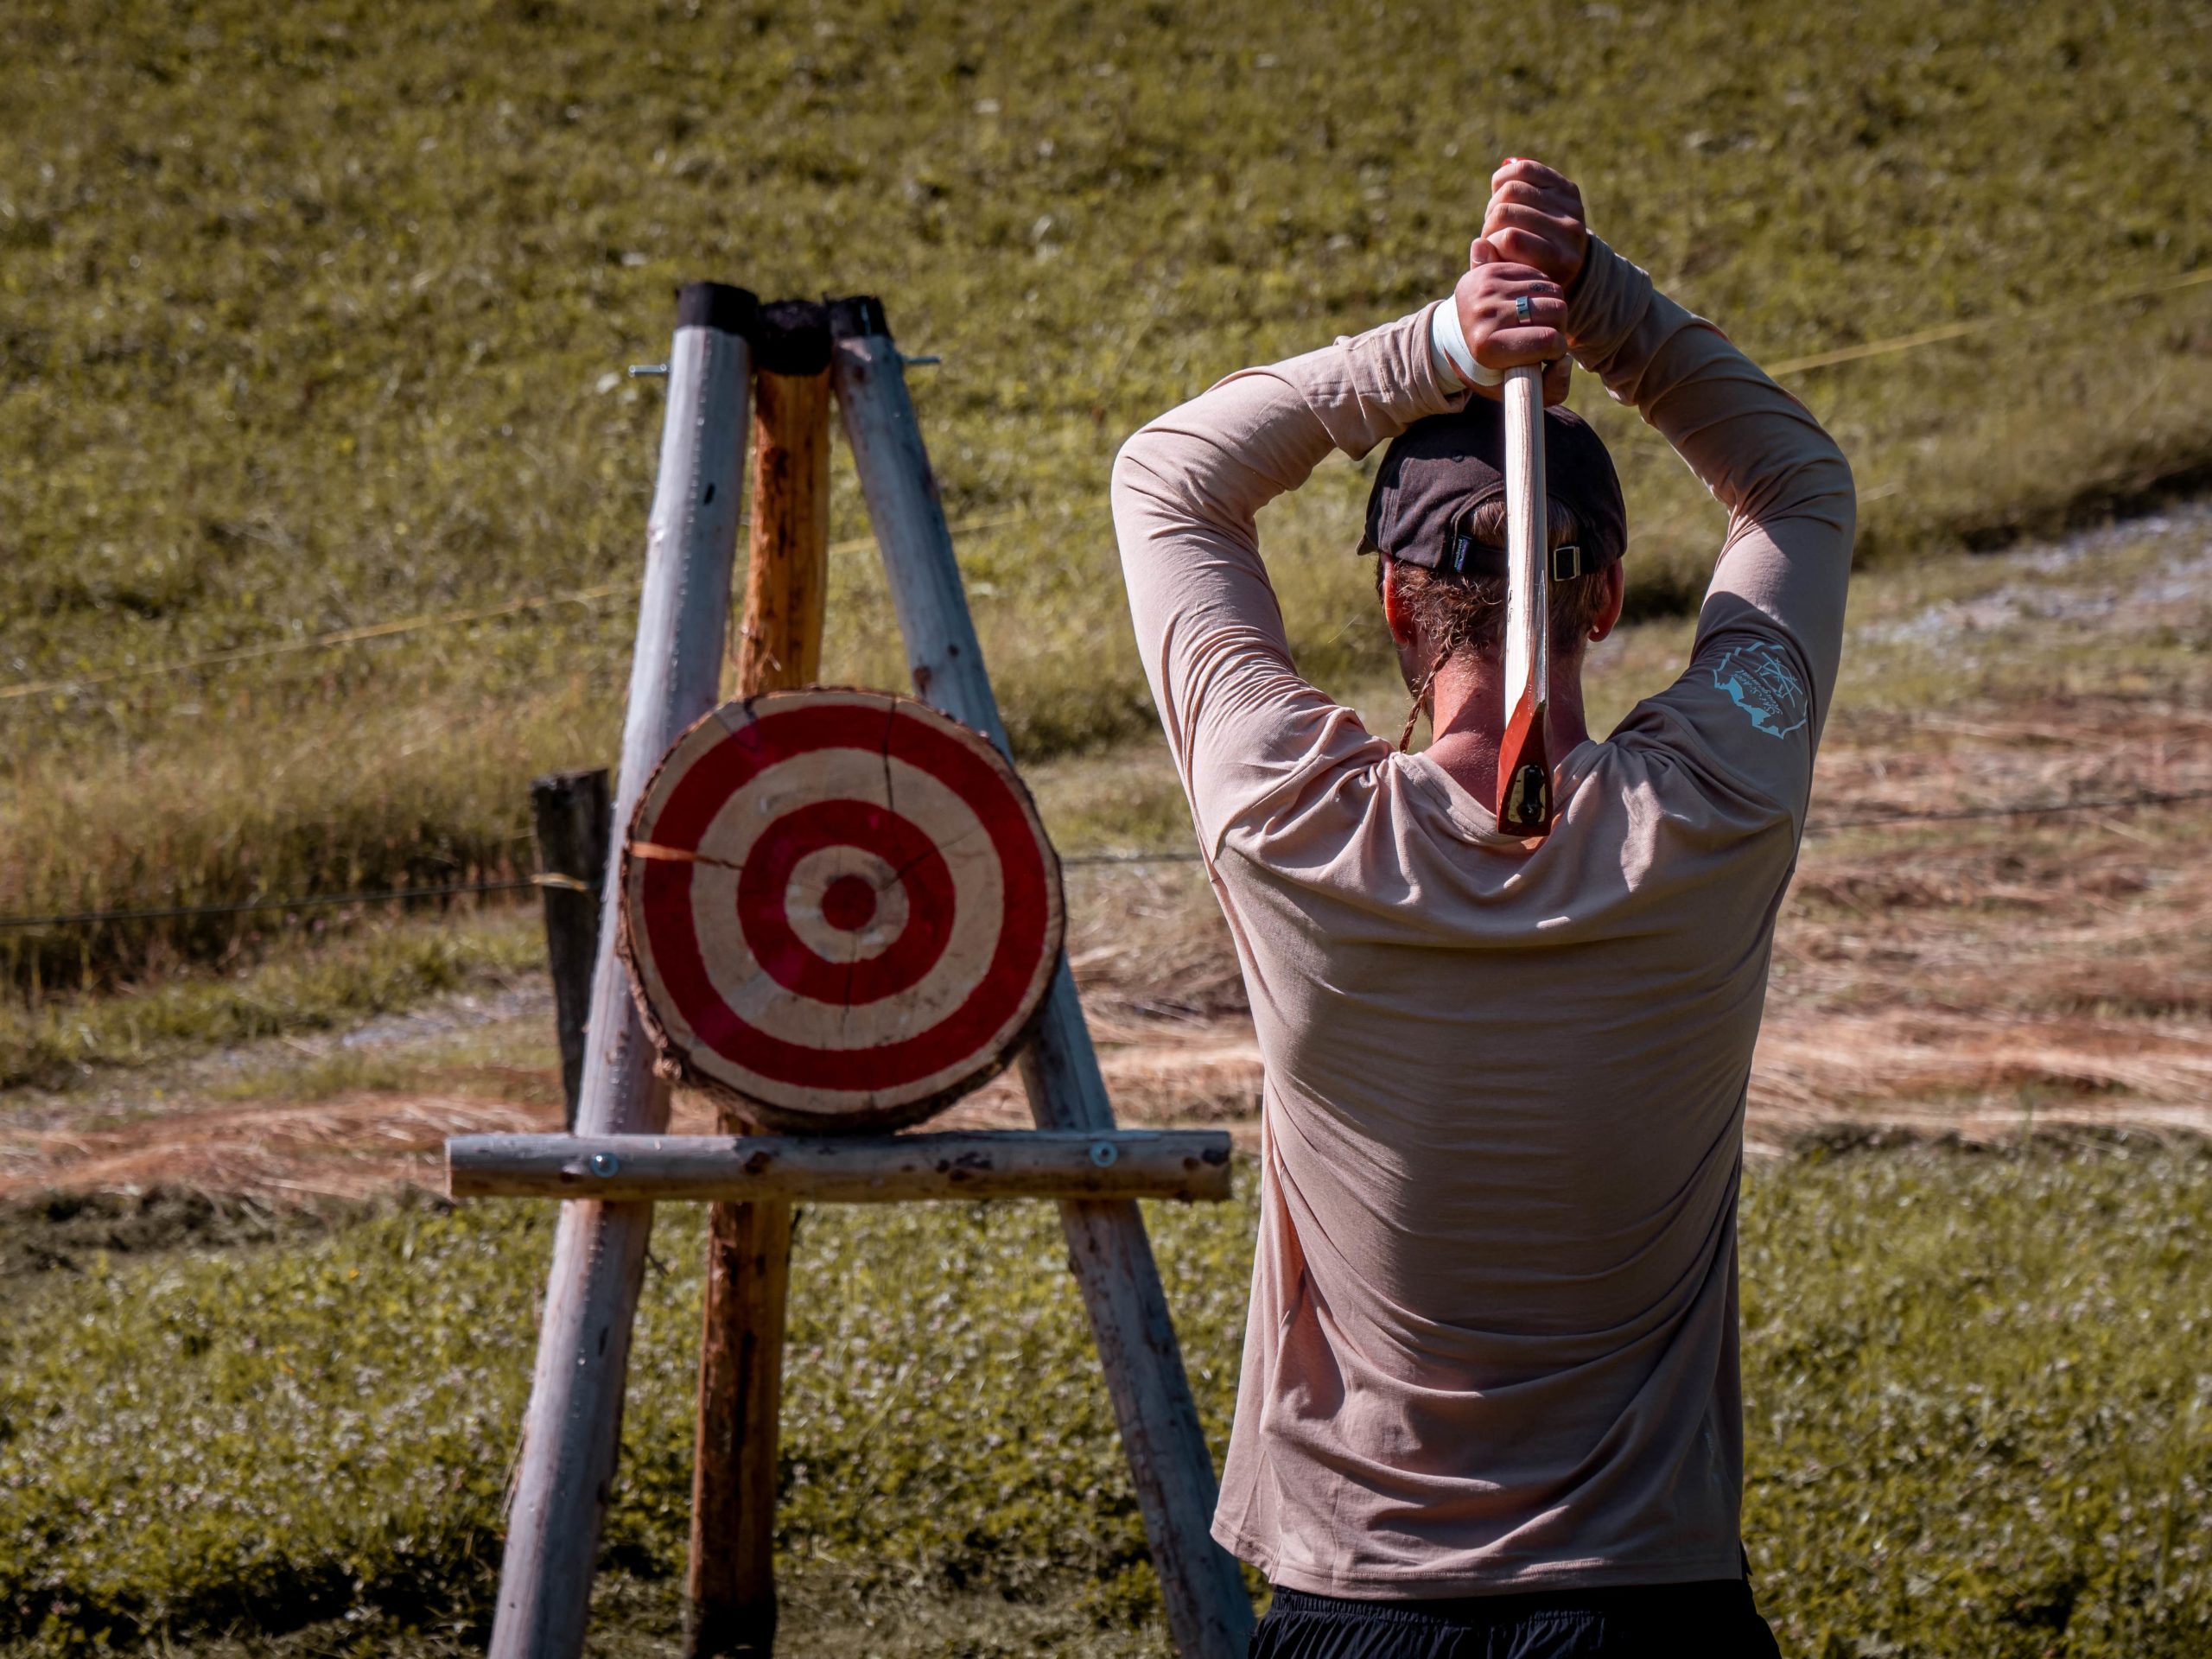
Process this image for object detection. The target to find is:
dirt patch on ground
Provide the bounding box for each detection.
[0,1187,362,1282]
[0,1091,555,1204]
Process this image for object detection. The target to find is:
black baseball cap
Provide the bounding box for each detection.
[1362,398,1628,582]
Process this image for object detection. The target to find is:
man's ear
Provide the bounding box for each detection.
[1588,561,1626,642]
[1378,557,1419,646]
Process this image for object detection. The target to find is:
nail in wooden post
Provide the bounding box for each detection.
[687,300,834,1659]
[489,281,759,1659]
[531,767,613,1130]
[827,296,1255,1659]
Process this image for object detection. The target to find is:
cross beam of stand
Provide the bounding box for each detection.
[450,1129,1233,1205]
[474,286,1255,1659]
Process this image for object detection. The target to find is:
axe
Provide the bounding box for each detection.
[1496,363,1552,836]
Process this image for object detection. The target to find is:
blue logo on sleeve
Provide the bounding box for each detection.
[1708,641,1808,739]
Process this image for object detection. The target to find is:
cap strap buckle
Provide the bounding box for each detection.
[1548,543,1586,582]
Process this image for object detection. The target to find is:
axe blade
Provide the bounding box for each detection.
[1497,365,1552,836]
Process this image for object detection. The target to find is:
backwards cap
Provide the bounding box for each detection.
[1363,397,1628,581]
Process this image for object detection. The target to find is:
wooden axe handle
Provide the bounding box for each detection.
[1496,364,1552,836]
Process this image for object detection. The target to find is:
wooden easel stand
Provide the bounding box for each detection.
[483,287,1255,1659]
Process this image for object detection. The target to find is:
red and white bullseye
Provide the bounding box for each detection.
[618,689,1065,1131]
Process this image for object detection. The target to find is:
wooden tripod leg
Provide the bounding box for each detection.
[732,313,833,696]
[490,282,759,1659]
[688,1198,793,1658]
[687,303,834,1659]
[827,298,1255,1659]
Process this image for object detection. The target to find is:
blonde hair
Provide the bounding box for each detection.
[1376,493,1616,751]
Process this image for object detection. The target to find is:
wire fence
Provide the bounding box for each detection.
[0,879,545,933]
[0,517,1027,705]
[0,588,626,704]
[3,784,2206,935]
[1759,263,2212,375]
[3,264,2208,938]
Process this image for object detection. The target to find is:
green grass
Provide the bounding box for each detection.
[4,0,2212,994]
[1,1144,2207,1656]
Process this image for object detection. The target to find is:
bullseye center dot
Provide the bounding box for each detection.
[819,873,879,933]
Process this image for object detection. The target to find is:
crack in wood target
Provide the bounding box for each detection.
[618,688,1065,1131]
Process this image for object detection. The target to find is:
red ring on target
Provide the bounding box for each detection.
[733,798,954,1006]
[619,690,1065,1129]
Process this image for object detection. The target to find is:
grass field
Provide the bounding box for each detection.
[6,0,2212,995]
[2,1145,2208,1656]
[0,909,544,1096]
[5,8,2212,1651]
[3,489,2205,1654]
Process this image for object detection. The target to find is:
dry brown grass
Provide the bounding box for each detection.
[0,1078,735,1203]
[1748,698,2212,1151]
[9,508,2211,1200]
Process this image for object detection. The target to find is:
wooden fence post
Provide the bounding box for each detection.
[531,767,613,1130]
[826,296,1256,1658]
[489,281,759,1659]
[688,300,835,1659]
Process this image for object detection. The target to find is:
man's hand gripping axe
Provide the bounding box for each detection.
[1496,363,1552,836]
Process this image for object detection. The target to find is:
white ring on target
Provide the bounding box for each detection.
[784,844,910,965]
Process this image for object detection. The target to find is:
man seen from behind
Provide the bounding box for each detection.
[1111,158,1854,1656]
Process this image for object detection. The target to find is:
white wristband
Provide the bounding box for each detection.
[1430,298,1502,391]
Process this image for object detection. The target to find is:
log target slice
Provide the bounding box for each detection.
[618,688,1065,1131]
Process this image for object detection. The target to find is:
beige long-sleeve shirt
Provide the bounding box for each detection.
[1110,237,1854,1596]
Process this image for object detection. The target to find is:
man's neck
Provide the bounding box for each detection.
[1420,652,1592,809]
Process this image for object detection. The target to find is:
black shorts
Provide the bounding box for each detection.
[1249,1580,1783,1658]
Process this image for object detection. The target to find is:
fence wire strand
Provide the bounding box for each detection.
[0,517,1027,704]
[3,785,2205,933]
[5,265,2209,932]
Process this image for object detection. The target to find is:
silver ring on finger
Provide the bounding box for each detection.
[1514,294,1535,325]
